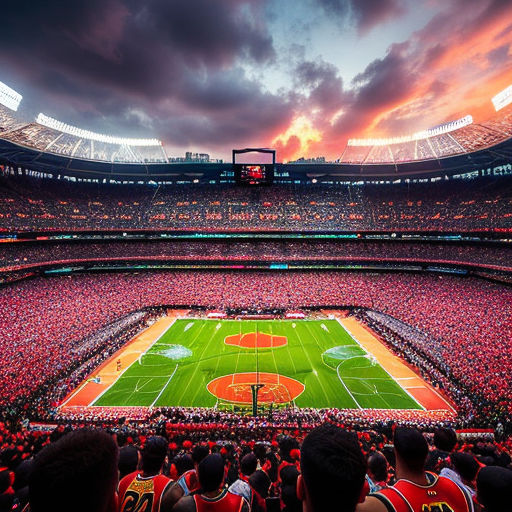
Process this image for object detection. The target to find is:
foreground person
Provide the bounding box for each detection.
[29,429,118,512]
[174,454,249,512]
[298,423,367,512]
[118,436,170,512]
[357,427,474,512]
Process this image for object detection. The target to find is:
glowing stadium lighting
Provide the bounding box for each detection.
[492,85,512,112]
[348,115,473,146]
[0,81,23,111]
[36,113,162,147]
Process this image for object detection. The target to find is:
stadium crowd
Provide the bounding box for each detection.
[0,175,511,232]
[0,418,511,512]
[0,240,511,271]
[0,271,511,429]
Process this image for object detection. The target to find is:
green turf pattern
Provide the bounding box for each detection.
[94,319,422,410]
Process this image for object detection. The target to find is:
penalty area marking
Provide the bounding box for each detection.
[335,316,425,411]
[89,316,178,406]
[60,315,179,408]
[336,315,455,413]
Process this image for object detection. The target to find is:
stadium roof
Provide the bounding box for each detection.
[1,133,512,182]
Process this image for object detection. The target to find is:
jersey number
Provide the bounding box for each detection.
[422,503,455,512]
[121,489,154,512]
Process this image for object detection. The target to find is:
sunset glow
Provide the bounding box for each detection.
[0,0,511,161]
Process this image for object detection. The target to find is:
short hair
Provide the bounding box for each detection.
[477,466,512,512]
[240,453,258,476]
[192,444,210,465]
[29,429,118,512]
[249,470,271,498]
[451,452,479,482]
[198,454,225,492]
[119,445,139,479]
[433,428,457,452]
[141,436,168,474]
[300,424,366,512]
[393,427,428,473]
[368,452,388,482]
[174,454,194,476]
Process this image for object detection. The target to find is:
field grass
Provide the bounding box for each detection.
[94,318,422,410]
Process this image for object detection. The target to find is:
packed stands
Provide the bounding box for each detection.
[1,100,512,165]
[0,175,511,232]
[0,413,510,512]
[0,106,168,163]
[342,108,512,164]
[0,271,511,426]
[0,240,510,271]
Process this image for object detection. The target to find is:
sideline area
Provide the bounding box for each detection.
[60,311,187,408]
[324,311,455,412]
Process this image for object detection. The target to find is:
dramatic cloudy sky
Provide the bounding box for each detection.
[1,0,511,161]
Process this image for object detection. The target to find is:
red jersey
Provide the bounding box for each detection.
[118,471,171,512]
[193,488,246,512]
[372,472,474,512]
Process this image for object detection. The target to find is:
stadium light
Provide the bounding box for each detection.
[348,115,473,146]
[36,113,162,147]
[492,85,512,112]
[0,81,23,111]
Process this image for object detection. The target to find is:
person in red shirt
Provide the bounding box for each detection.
[118,436,170,512]
[161,445,209,512]
[173,454,249,512]
[357,427,474,512]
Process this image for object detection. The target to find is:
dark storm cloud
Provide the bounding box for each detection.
[332,41,416,135]
[0,0,290,150]
[295,60,349,111]
[317,0,406,33]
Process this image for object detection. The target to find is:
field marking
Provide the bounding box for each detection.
[336,317,425,411]
[297,322,333,406]
[335,315,456,412]
[173,320,214,405]
[307,321,364,408]
[150,364,179,408]
[274,320,299,376]
[60,315,180,408]
[90,317,178,406]
[264,321,281,381]
[335,364,363,409]
[205,371,305,404]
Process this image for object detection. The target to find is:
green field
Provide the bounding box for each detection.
[94,318,421,410]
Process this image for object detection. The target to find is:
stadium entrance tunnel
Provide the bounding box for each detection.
[224,332,288,348]
[207,372,304,404]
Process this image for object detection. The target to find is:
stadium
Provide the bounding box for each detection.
[1,2,512,511]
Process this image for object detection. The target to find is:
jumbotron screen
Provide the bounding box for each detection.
[233,148,275,185]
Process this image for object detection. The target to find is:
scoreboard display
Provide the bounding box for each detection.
[233,148,275,185]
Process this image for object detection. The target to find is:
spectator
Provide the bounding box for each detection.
[298,423,367,512]
[118,445,139,480]
[366,452,389,493]
[118,436,170,512]
[173,454,249,512]
[160,444,209,512]
[476,466,512,512]
[358,427,474,512]
[28,429,118,512]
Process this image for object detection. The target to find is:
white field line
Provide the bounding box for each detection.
[334,316,426,411]
[89,317,177,406]
[336,363,363,409]
[150,364,179,408]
